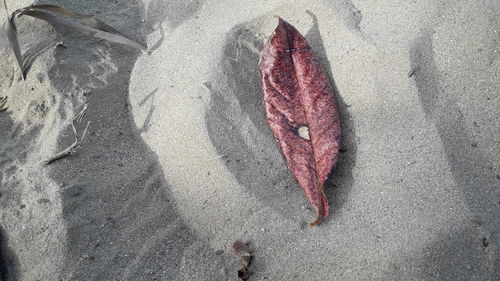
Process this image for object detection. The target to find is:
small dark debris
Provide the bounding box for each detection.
[472,219,482,226]
[495,174,500,181]
[36,198,50,204]
[104,217,117,228]
[471,143,478,148]
[56,41,67,48]
[238,269,251,281]
[215,249,224,255]
[233,241,253,280]
[482,237,489,248]
[19,204,26,209]
[408,67,420,77]
[81,254,94,261]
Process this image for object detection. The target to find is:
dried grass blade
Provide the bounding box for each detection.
[75,103,88,123]
[23,10,148,53]
[29,4,126,36]
[5,12,25,78]
[4,2,150,77]
[79,121,90,143]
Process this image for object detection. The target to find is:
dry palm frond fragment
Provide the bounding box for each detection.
[3,0,149,78]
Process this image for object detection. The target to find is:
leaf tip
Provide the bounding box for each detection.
[273,15,288,25]
[309,194,329,226]
[309,210,324,227]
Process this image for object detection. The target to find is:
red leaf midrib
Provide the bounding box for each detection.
[281,19,326,222]
[282,21,322,181]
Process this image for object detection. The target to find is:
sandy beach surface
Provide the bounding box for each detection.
[0,0,499,280]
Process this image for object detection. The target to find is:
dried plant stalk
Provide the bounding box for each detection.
[3,1,149,78]
[46,105,90,165]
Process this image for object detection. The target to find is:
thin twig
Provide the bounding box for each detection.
[204,154,227,162]
[45,105,90,165]
[408,66,420,78]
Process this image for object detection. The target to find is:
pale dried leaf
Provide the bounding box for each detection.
[3,2,149,78]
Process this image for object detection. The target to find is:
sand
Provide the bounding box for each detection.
[0,0,499,280]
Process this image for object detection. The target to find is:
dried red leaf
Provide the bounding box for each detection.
[259,18,341,226]
[232,241,253,280]
[233,240,250,254]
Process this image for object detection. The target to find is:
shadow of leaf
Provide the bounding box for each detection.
[304,11,357,220]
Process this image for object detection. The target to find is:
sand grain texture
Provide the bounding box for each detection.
[0,0,499,280]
